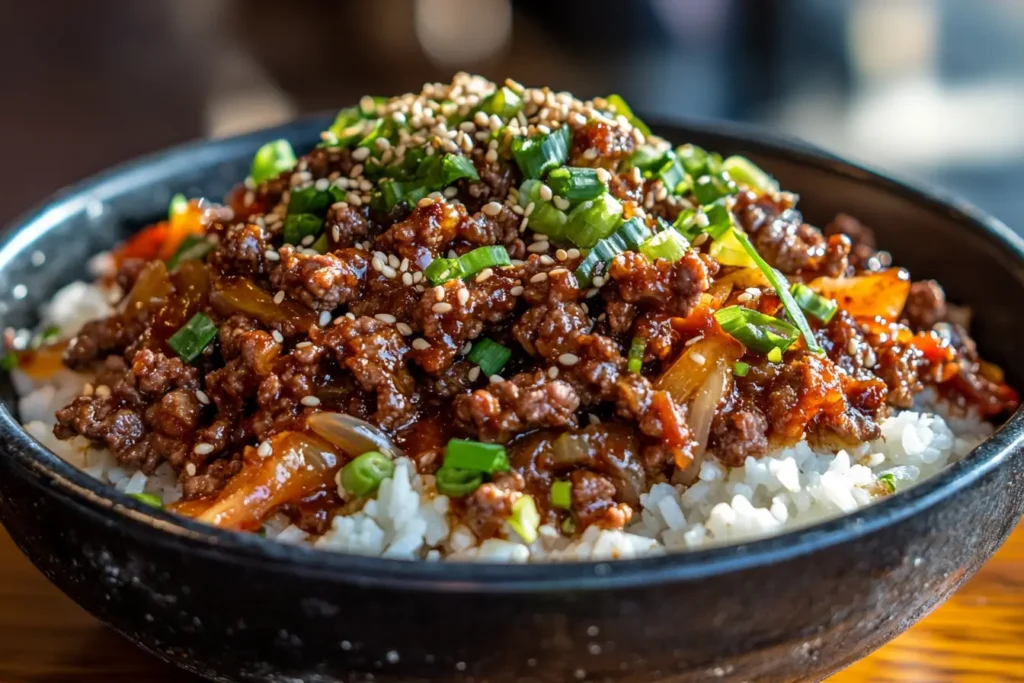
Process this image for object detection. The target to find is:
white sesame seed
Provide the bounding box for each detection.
[553,196,571,211]
[443,186,458,198]
[352,147,371,161]
[349,164,364,179]
[530,272,549,283]
[737,292,752,303]
[434,285,446,301]
[319,311,332,327]
[195,390,210,405]
[457,288,470,306]
[432,302,453,314]
[595,167,612,184]
[371,256,385,272]
[387,253,400,269]
[185,463,198,476]
[558,353,580,366]
[592,275,606,288]
[527,240,549,253]
[489,374,504,384]
[413,271,424,283]
[257,441,272,458]
[485,149,498,164]
[402,272,413,286]
[532,232,548,242]
[548,366,560,379]
[482,201,503,217]
[295,341,313,348]
[848,339,859,356]
[691,352,707,366]
[567,248,581,260]
[412,338,431,350]
[583,148,598,160]
[375,313,397,324]
[193,443,214,456]
[692,233,708,247]
[585,288,600,298]
[265,250,280,261]
[510,285,524,296]
[475,267,493,283]
[272,330,284,344]
[512,204,525,216]
[468,366,481,382]
[524,201,536,217]
[539,255,555,266]
[685,335,704,347]
[555,249,569,262]
[745,287,761,297]
[397,322,413,336]
[539,185,553,202]
[301,395,322,407]
[588,413,601,426]
[273,290,286,304]
[382,265,398,279]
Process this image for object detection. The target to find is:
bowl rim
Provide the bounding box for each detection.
[2,114,1023,593]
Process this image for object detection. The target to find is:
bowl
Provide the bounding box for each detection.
[0,116,1022,683]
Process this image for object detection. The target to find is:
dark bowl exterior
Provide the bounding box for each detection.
[0,117,1022,683]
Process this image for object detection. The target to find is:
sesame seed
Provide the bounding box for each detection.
[482,201,503,217]
[547,366,559,379]
[388,253,400,269]
[186,463,198,476]
[553,196,571,211]
[539,184,553,202]
[583,148,598,160]
[555,249,569,261]
[475,267,493,283]
[371,256,385,272]
[273,290,286,304]
[567,248,581,260]
[527,240,549,253]
[532,232,548,242]
[352,147,371,161]
[737,292,752,303]
[468,366,481,382]
[558,353,580,366]
[332,225,341,242]
[272,330,284,344]
[382,265,398,279]
[397,322,413,336]
[586,287,600,298]
[432,302,453,314]
[592,275,606,288]
[745,287,760,297]
[434,285,446,301]
[512,204,525,216]
[193,443,214,456]
[301,395,322,407]
[195,390,210,405]
[489,374,504,384]
[539,255,555,266]
[94,384,111,398]
[847,339,859,356]
[485,149,498,163]
[412,338,431,350]
[685,335,704,347]
[530,272,549,283]
[295,341,313,348]
[588,413,601,426]
[265,250,280,261]
[692,233,708,247]
[257,441,272,458]
[595,167,612,184]
[524,201,536,217]
[349,164,364,179]
[691,352,707,366]
[413,271,424,284]
[443,186,458,198]
[402,272,413,286]
[319,311,332,327]
[510,285,525,296]
[457,288,470,306]
[375,313,397,324]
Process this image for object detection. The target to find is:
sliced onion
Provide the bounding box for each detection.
[550,432,589,468]
[307,411,402,458]
[806,268,910,321]
[688,363,731,458]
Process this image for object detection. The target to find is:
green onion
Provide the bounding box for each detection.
[640,229,689,263]
[733,361,750,377]
[30,325,61,350]
[730,229,823,353]
[250,139,298,185]
[551,480,572,509]
[508,494,541,544]
[168,193,188,218]
[1,353,17,371]
[323,107,365,147]
[790,283,838,324]
[443,439,510,474]
[723,155,780,194]
[482,86,523,120]
[627,145,669,174]
[356,118,394,151]
[547,167,606,204]
[311,233,330,254]
[878,473,897,493]
[627,337,647,373]
[561,516,576,534]
[288,185,333,216]
[129,493,163,508]
[676,144,710,175]
[512,125,571,179]
[655,152,688,195]
[424,257,463,285]
[340,451,395,497]
[604,94,652,137]
[167,312,218,363]
[466,338,511,377]
[459,246,511,278]
[436,153,480,186]
[714,306,801,355]
[767,347,783,363]
[283,214,324,245]
[166,235,215,271]
[566,193,623,248]
[573,217,651,286]
[518,179,569,238]
[436,467,483,497]
[692,174,728,205]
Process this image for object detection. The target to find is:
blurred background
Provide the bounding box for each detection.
[2,0,1024,230]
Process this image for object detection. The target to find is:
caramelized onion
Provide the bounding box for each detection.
[210,277,316,332]
[124,261,172,315]
[194,431,340,530]
[307,411,402,458]
[807,268,910,321]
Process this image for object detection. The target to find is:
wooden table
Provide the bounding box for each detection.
[1,524,1020,682]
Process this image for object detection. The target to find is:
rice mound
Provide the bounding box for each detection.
[14,281,993,562]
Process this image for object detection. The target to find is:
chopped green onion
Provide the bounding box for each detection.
[723,156,780,194]
[512,125,571,179]
[604,94,652,137]
[878,473,897,493]
[702,201,756,267]
[616,216,652,251]
[561,516,576,534]
[424,257,463,285]
[573,217,651,286]
[340,451,395,497]
[168,193,188,218]
[626,145,667,173]
[640,229,689,263]
[509,494,541,544]
[547,167,606,204]
[692,174,728,205]
[518,179,569,238]
[655,152,688,195]
[283,214,324,245]
[566,193,623,248]
[1,353,17,371]
[311,233,330,254]
[250,139,298,185]
[166,235,215,271]
[167,312,218,363]
[129,493,163,508]
[676,144,710,176]
[436,467,483,497]
[458,246,511,278]
[729,230,823,353]
[767,347,783,363]
[443,439,510,474]
[466,338,511,377]
[436,153,480,186]
[323,107,366,147]
[627,337,647,373]
[551,480,572,510]
[288,185,333,216]
[356,118,394,150]
[714,306,801,355]
[672,208,702,242]
[790,283,838,324]
[32,325,62,349]
[482,86,523,120]
[733,361,750,377]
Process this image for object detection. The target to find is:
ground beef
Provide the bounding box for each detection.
[733,191,827,274]
[63,315,146,371]
[375,199,466,268]
[904,280,947,331]
[211,222,270,276]
[456,204,524,258]
[462,470,525,539]
[269,246,368,311]
[570,470,631,531]
[461,149,519,214]
[454,370,581,443]
[324,202,372,249]
[632,312,678,362]
[569,119,635,168]
[609,250,712,318]
[825,213,877,270]
[709,395,770,466]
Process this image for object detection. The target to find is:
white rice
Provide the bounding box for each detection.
[13,279,995,562]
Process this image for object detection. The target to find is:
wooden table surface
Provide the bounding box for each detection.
[1,523,1020,683]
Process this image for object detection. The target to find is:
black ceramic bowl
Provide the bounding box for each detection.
[1,117,1023,683]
